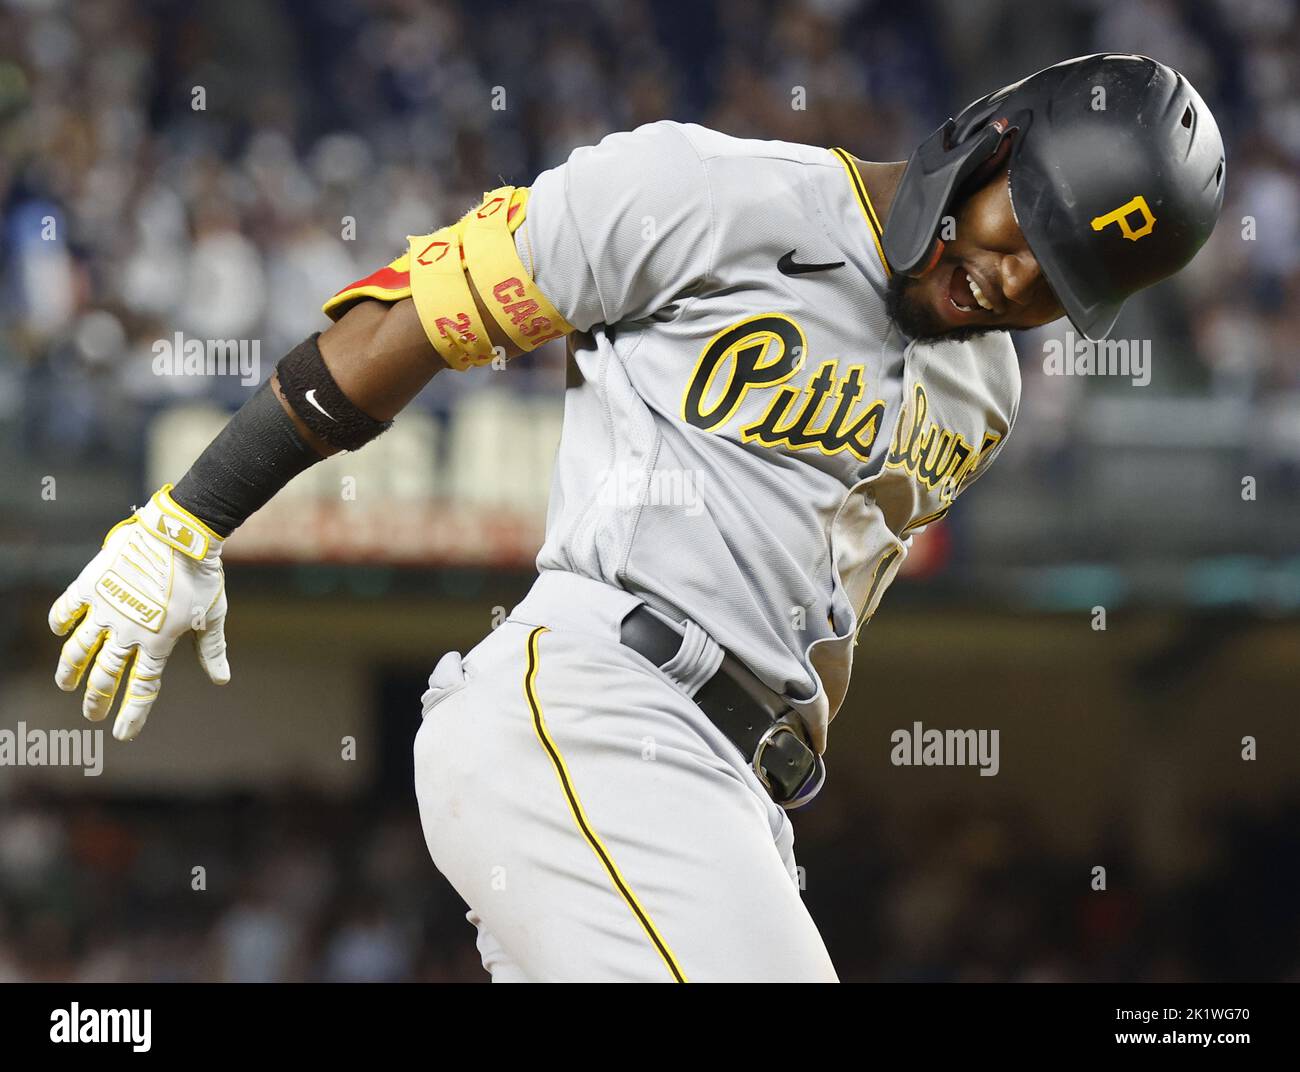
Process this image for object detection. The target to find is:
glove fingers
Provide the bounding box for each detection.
[195,613,230,685]
[82,642,135,723]
[56,618,108,692]
[113,651,166,742]
[48,583,89,637]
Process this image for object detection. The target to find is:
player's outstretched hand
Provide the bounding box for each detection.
[48,485,229,742]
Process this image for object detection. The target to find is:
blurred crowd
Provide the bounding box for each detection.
[2,0,1298,471]
[2,781,1296,982]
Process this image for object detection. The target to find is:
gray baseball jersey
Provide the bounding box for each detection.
[414,121,1023,981]
[513,120,1021,751]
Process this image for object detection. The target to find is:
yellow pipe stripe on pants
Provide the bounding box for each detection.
[522,626,687,982]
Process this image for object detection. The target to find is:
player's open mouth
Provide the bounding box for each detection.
[947,265,996,314]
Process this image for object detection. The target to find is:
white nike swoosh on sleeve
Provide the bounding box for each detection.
[304,389,336,421]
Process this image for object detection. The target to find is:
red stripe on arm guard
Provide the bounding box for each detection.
[322,262,414,321]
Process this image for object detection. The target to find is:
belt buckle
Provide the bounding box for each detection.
[751,713,826,810]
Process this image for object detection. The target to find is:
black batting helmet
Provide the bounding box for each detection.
[881,54,1226,340]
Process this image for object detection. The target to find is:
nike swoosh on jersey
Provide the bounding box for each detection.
[777,250,846,276]
[304,389,336,421]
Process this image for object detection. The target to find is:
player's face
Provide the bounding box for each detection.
[886,166,1066,342]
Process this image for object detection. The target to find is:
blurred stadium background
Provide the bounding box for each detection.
[1,0,1298,982]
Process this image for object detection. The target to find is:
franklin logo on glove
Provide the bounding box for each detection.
[49,485,230,742]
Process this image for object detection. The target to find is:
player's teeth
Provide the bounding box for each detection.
[966,272,994,312]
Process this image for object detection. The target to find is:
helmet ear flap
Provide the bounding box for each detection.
[919,131,1020,280]
[882,119,1010,277]
[956,129,1016,200]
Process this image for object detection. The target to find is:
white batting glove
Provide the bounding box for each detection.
[48,485,230,741]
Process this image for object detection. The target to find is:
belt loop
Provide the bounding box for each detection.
[657,619,724,699]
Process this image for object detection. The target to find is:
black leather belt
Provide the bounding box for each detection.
[619,606,825,809]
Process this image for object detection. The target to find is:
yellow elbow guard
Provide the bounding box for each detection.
[321,187,573,370]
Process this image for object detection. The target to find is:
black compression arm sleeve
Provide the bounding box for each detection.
[171,378,323,537]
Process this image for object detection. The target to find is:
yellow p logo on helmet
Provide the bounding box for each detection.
[1090,195,1157,242]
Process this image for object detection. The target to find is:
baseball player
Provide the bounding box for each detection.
[48,55,1224,981]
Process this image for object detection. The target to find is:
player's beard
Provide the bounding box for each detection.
[885,271,1002,344]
